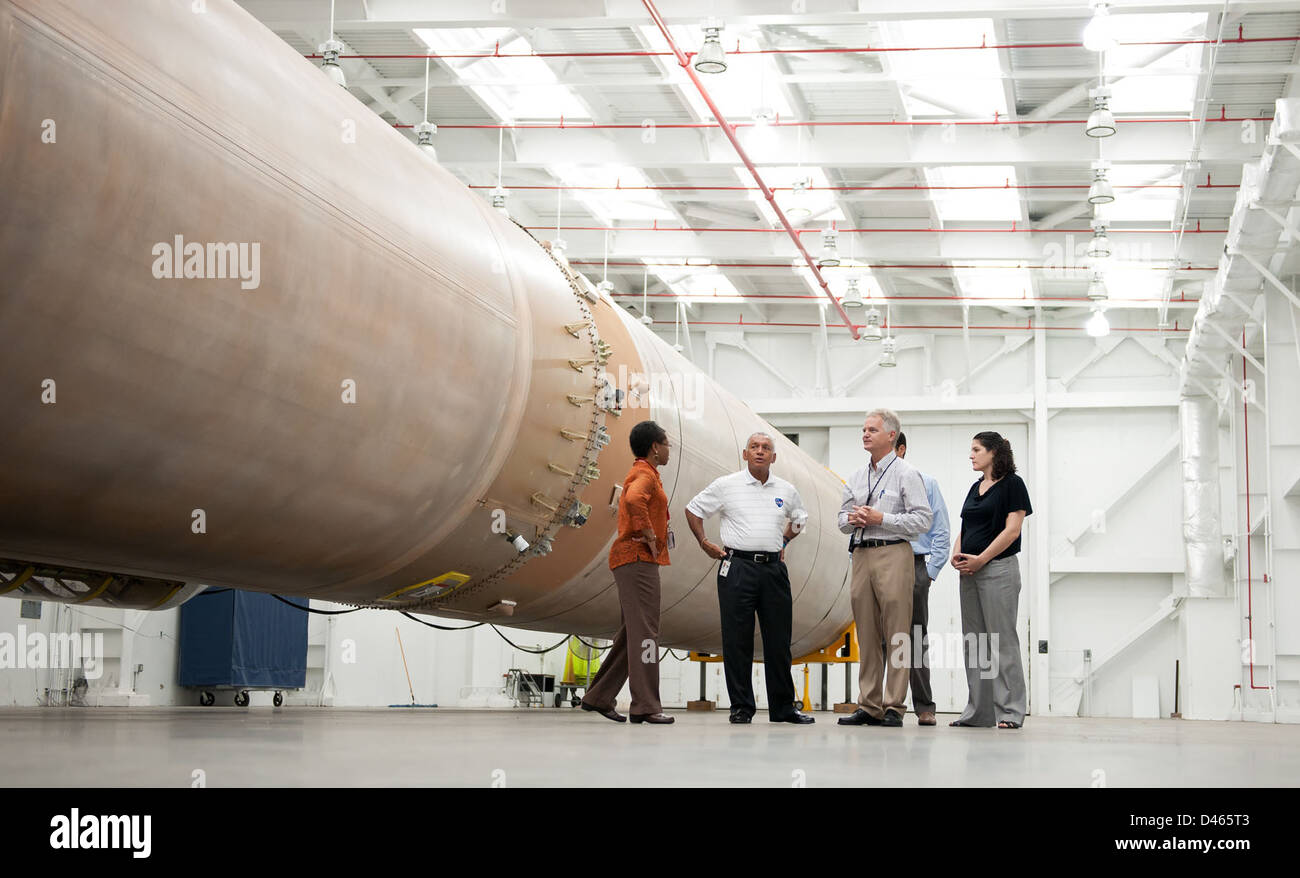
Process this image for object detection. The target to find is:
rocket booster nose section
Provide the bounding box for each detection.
[0,0,853,657]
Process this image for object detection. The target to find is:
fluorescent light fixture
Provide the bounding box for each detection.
[785,177,812,219]
[1087,220,1112,260]
[490,186,509,216]
[1083,1,1117,53]
[1086,87,1116,138]
[1086,308,1111,337]
[1088,160,1115,205]
[879,335,898,367]
[695,19,727,74]
[842,276,864,308]
[1087,272,1109,301]
[862,307,883,340]
[818,230,841,267]
[318,39,346,87]
[414,121,438,161]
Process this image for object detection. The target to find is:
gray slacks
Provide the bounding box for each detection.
[956,556,1026,726]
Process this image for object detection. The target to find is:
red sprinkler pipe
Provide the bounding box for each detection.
[639,318,1187,333]
[524,224,1227,234]
[307,33,1299,62]
[399,115,1271,130]
[470,182,1233,192]
[639,0,858,339]
[571,260,1219,272]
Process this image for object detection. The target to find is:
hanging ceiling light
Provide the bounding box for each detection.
[1082,1,1118,53]
[1087,218,1112,260]
[1088,160,1115,205]
[842,276,864,309]
[1086,307,1111,337]
[318,38,346,87]
[818,230,841,267]
[490,186,509,217]
[1086,86,1116,138]
[879,335,898,367]
[748,106,776,149]
[1087,271,1109,301]
[414,121,438,161]
[694,19,727,74]
[785,177,813,220]
[862,306,883,341]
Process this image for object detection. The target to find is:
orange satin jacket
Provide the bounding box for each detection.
[608,458,670,569]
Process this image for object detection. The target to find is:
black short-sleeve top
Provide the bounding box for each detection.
[959,473,1033,560]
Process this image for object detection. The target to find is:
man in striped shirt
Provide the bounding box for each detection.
[837,409,933,728]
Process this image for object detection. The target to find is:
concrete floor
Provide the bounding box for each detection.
[1,707,1296,787]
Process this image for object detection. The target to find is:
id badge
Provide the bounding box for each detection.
[719,559,731,577]
[666,529,676,550]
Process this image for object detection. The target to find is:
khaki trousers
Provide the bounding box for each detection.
[851,541,914,717]
[581,561,662,716]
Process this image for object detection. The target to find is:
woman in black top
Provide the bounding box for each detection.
[950,431,1033,729]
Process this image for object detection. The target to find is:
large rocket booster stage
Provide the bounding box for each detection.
[0,0,851,655]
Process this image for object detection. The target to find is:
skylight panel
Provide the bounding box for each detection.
[415,28,590,122]
[642,258,743,304]
[1103,14,1205,114]
[885,20,1008,119]
[925,166,1021,222]
[552,165,678,223]
[953,262,1032,299]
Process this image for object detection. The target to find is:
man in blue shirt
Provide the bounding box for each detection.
[894,432,949,726]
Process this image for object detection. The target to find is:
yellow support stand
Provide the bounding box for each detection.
[686,623,861,712]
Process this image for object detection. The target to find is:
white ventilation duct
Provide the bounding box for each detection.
[1179,98,1300,595]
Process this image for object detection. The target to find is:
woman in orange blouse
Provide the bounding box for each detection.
[580,420,675,725]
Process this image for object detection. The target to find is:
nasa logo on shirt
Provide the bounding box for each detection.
[774,498,784,508]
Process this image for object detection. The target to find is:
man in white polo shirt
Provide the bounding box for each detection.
[685,432,814,725]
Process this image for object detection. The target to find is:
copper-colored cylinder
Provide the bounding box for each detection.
[0,0,851,655]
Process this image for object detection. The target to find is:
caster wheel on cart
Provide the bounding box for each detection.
[234,690,250,707]
[273,692,284,707]
[571,696,580,708]
[199,691,215,706]
[553,693,562,708]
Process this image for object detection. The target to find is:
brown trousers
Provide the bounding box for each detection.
[851,541,914,717]
[581,561,662,715]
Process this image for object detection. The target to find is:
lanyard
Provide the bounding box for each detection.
[865,457,896,507]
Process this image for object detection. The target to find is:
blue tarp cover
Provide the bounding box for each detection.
[178,590,308,688]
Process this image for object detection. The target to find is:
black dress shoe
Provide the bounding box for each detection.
[772,712,815,724]
[630,713,675,724]
[837,708,882,726]
[729,711,753,724]
[881,710,904,727]
[580,702,626,723]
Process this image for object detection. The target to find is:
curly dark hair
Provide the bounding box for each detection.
[973,431,1016,480]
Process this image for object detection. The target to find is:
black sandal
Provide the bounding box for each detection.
[949,720,976,727]
[997,720,1021,729]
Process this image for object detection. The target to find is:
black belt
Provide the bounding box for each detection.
[726,548,781,564]
[854,538,908,550]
